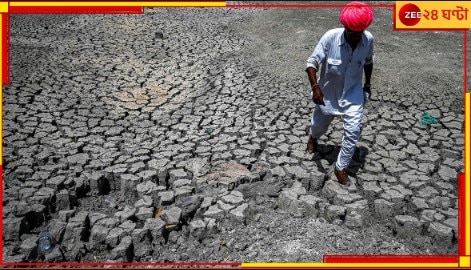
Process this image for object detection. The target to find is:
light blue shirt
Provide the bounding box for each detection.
[306,28,374,115]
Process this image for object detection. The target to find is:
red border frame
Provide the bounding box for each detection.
[2,13,9,85]
[226,3,395,8]
[8,6,144,14]
[0,1,468,268]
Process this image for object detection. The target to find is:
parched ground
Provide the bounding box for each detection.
[2,1,464,263]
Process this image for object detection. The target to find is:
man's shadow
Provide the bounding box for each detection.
[311,143,369,177]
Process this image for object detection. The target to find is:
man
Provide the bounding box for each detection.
[305,1,375,186]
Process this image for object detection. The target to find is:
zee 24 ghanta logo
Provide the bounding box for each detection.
[399,3,469,26]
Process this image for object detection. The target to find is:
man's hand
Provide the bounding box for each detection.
[312,84,325,105]
[363,84,372,101]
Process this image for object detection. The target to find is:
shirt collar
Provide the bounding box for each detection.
[339,29,366,48]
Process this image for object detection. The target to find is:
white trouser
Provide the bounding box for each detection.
[310,104,364,170]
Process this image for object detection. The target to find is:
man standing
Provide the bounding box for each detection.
[305,1,375,186]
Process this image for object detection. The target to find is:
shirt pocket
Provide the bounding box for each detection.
[326,58,343,76]
[355,59,366,76]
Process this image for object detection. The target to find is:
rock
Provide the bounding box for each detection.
[229,203,249,223]
[250,161,270,178]
[136,207,154,221]
[111,235,133,261]
[119,220,137,235]
[390,185,413,200]
[427,222,453,249]
[217,200,235,212]
[175,195,203,220]
[189,219,207,240]
[220,194,244,205]
[56,190,71,211]
[438,208,458,219]
[205,217,218,233]
[96,217,119,229]
[299,195,324,217]
[374,199,396,218]
[114,206,137,223]
[409,181,427,191]
[67,153,89,166]
[285,165,310,181]
[185,158,210,177]
[4,254,26,263]
[169,169,190,186]
[88,172,108,195]
[333,193,363,205]
[437,166,457,182]
[361,182,383,201]
[217,176,241,190]
[120,174,140,202]
[417,186,440,199]
[356,173,377,184]
[131,228,152,258]
[29,204,47,227]
[143,218,165,244]
[172,179,192,188]
[268,166,286,177]
[3,217,29,241]
[105,227,125,248]
[308,171,325,191]
[278,189,301,216]
[44,245,65,262]
[345,210,364,228]
[136,181,159,201]
[345,200,369,217]
[443,218,458,239]
[46,176,66,191]
[137,170,157,182]
[411,197,429,212]
[236,181,282,198]
[420,209,437,224]
[438,197,451,210]
[174,186,195,200]
[394,215,424,240]
[325,205,346,223]
[62,224,87,252]
[9,200,30,217]
[159,191,175,206]
[195,196,214,215]
[322,180,348,200]
[90,225,111,247]
[289,181,307,196]
[432,181,454,192]
[33,187,55,207]
[20,235,38,260]
[207,161,252,190]
[162,207,182,225]
[59,210,76,223]
[134,196,153,209]
[47,219,67,244]
[380,189,405,204]
[203,205,225,219]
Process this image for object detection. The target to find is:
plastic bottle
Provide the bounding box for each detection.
[38,231,53,256]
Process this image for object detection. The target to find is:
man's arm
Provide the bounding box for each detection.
[306,31,331,105]
[306,67,325,105]
[363,34,374,98]
[364,63,373,86]
[363,63,373,98]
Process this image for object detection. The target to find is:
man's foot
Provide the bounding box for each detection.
[305,136,318,154]
[334,167,350,186]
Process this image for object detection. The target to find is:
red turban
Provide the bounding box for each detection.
[339,1,374,31]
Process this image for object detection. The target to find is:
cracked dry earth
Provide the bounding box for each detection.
[2,3,464,263]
